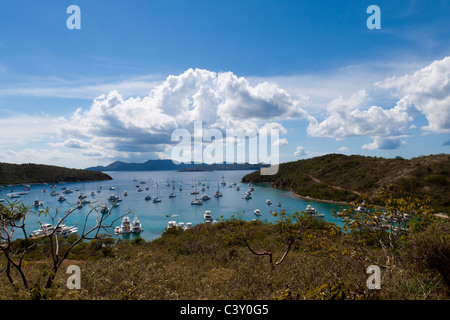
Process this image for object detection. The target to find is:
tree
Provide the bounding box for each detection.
[223,210,315,276]
[333,190,436,267]
[0,200,129,296]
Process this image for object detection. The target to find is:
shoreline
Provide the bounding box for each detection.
[292,192,349,206]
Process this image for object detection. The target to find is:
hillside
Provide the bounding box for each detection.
[0,162,112,185]
[242,154,450,213]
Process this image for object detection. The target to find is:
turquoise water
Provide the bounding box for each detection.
[2,170,345,241]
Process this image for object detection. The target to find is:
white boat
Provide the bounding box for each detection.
[31,223,54,237]
[100,205,109,214]
[31,223,77,238]
[131,217,142,233]
[0,199,4,203]
[57,196,66,202]
[243,192,252,199]
[266,199,272,205]
[204,210,212,222]
[7,193,20,199]
[110,186,115,190]
[153,197,161,203]
[168,193,176,198]
[123,191,128,196]
[33,199,43,207]
[254,209,262,216]
[63,189,73,194]
[191,199,203,205]
[276,202,281,206]
[108,194,120,202]
[305,205,324,217]
[137,187,143,192]
[115,217,131,234]
[214,191,223,197]
[166,221,177,230]
[56,224,78,238]
[201,194,210,200]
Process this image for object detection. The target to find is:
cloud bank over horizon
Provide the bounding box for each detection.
[1,57,449,167]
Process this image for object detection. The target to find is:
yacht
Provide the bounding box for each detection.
[276,202,281,206]
[266,199,272,205]
[63,189,73,194]
[49,191,59,196]
[254,209,262,216]
[33,200,43,207]
[123,191,128,196]
[153,197,161,203]
[31,223,77,238]
[243,192,252,200]
[168,193,176,198]
[213,190,223,197]
[137,187,143,192]
[100,205,109,214]
[115,217,132,234]
[131,217,142,233]
[204,210,212,222]
[7,193,20,199]
[57,195,66,202]
[305,205,324,217]
[191,199,203,205]
[201,194,210,200]
[31,223,54,237]
[145,195,151,201]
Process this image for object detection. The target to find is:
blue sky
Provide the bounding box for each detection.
[0,0,449,168]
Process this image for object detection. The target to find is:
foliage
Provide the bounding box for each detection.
[0,198,449,300]
[0,162,112,184]
[242,153,450,213]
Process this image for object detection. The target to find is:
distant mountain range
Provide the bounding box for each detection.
[85,159,267,172]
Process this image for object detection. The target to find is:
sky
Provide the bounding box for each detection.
[0,0,449,169]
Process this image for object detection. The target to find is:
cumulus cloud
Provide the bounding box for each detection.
[307,90,411,139]
[59,68,306,158]
[294,146,306,157]
[377,56,450,133]
[273,138,288,147]
[362,137,406,150]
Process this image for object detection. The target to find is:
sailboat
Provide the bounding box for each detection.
[153,184,161,203]
[214,182,223,197]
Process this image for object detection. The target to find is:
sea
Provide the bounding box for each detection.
[1,170,346,241]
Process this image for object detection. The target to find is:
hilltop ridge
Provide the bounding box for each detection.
[242,153,450,213]
[0,162,112,185]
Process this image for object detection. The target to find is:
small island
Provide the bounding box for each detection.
[0,162,112,185]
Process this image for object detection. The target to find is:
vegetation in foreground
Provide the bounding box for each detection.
[0,195,449,300]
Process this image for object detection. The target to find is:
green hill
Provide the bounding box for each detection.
[0,162,112,185]
[242,154,450,213]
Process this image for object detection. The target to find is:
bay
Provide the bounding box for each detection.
[2,170,345,241]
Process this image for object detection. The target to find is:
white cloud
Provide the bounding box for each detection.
[273,138,288,147]
[362,137,406,150]
[338,146,349,152]
[377,56,450,133]
[307,90,412,140]
[294,146,306,157]
[59,68,307,157]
